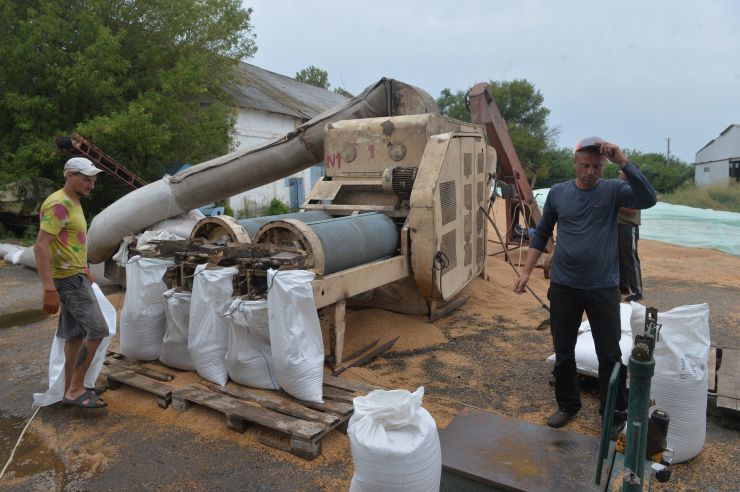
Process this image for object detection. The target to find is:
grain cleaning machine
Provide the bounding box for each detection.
[162,113,497,367]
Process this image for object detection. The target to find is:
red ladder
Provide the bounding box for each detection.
[55,134,148,190]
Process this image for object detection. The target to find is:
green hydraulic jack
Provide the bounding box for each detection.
[595,307,673,491]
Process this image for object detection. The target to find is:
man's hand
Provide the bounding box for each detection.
[43,289,60,315]
[84,267,95,284]
[513,273,530,294]
[600,143,628,167]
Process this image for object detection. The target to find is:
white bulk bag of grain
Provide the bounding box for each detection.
[267,269,323,403]
[159,289,194,370]
[225,299,280,390]
[120,256,173,360]
[1,243,24,263]
[188,264,237,385]
[630,302,710,463]
[348,387,441,492]
[33,283,117,406]
[547,303,633,377]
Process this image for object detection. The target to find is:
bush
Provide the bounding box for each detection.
[261,198,290,216]
[661,181,740,212]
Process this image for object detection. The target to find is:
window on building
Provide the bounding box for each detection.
[704,167,710,172]
[730,160,740,181]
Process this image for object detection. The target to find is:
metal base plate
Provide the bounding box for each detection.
[440,408,600,491]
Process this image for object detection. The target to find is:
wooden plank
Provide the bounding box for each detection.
[322,386,357,404]
[172,386,327,441]
[104,357,175,382]
[289,395,354,417]
[102,367,173,408]
[709,346,717,393]
[716,347,739,411]
[206,382,340,427]
[322,374,375,394]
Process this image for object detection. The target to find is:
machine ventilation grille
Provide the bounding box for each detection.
[440,229,457,274]
[440,181,457,225]
[464,184,472,211]
[477,152,484,174]
[477,182,484,204]
[464,153,472,177]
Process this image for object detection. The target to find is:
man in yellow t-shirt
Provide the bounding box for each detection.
[34,157,109,409]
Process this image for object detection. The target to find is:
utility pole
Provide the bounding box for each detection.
[666,138,670,166]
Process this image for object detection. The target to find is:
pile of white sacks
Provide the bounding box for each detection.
[119,256,324,403]
[548,301,711,463]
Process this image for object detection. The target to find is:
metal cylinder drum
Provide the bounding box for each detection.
[253,212,398,275]
[238,211,331,240]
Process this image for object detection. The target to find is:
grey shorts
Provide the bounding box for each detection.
[54,274,109,341]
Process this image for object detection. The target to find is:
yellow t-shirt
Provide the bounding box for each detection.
[39,189,88,279]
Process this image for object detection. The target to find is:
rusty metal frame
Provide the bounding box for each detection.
[467,83,550,251]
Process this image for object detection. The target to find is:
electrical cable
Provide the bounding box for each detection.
[0,406,40,480]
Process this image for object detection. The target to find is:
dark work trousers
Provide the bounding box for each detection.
[548,283,628,417]
[618,223,642,296]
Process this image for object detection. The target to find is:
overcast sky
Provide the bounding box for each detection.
[244,0,739,163]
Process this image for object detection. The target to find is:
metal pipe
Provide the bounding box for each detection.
[87,78,438,263]
[622,356,655,491]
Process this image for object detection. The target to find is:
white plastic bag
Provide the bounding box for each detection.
[225,299,280,390]
[33,283,117,406]
[348,387,441,492]
[119,256,173,360]
[159,289,194,370]
[267,269,324,403]
[188,264,237,385]
[547,303,633,377]
[630,302,710,463]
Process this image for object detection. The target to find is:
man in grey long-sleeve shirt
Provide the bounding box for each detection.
[513,136,657,430]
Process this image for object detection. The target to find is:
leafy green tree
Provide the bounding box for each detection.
[437,80,557,181]
[436,88,471,122]
[0,0,256,212]
[625,151,694,194]
[295,66,330,89]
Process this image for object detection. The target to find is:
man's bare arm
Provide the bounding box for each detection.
[33,230,59,314]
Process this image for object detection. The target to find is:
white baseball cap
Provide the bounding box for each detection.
[64,157,102,176]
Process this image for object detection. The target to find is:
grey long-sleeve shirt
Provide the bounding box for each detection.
[530,162,657,289]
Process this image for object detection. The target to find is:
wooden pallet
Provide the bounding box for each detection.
[102,357,175,409]
[172,374,374,460]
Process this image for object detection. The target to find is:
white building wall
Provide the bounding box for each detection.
[228,109,321,214]
[695,126,740,185]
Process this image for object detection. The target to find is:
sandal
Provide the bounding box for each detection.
[62,389,108,409]
[85,386,108,396]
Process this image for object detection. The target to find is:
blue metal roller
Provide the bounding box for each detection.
[305,212,398,274]
[238,211,330,239]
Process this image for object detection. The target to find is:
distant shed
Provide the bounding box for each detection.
[694,124,740,185]
[224,62,349,213]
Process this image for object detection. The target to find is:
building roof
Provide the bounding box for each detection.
[696,124,740,154]
[224,62,349,120]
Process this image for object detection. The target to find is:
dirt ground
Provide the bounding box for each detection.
[0,200,738,491]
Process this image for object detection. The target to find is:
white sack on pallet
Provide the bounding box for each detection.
[348,387,441,492]
[1,243,24,263]
[630,302,710,463]
[267,269,323,403]
[33,283,117,406]
[159,289,194,370]
[547,303,634,377]
[225,299,280,390]
[120,256,173,360]
[188,264,237,386]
